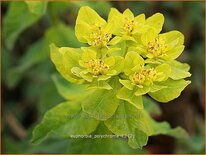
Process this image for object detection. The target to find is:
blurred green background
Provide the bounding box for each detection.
[1,1,205,154]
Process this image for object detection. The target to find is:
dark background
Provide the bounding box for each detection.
[1,1,205,154]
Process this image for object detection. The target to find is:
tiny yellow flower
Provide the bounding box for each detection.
[85,59,110,76]
[147,37,167,57]
[136,29,185,61]
[89,26,112,48]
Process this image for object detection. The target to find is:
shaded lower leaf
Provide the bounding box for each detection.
[52,73,88,100]
[104,101,149,149]
[32,101,99,144]
[143,96,162,115]
[145,112,189,139]
[128,129,148,149]
[117,87,143,109]
[105,100,188,149]
[82,77,121,120]
[67,123,146,154]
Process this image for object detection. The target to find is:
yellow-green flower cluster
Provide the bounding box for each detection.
[50,6,191,108]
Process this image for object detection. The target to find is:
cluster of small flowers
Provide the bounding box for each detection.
[50,6,191,106]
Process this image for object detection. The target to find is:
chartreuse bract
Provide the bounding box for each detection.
[32,6,191,149]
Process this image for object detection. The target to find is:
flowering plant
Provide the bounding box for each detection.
[32,6,191,149]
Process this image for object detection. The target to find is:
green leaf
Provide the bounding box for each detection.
[46,23,83,47]
[88,80,112,90]
[68,123,146,154]
[82,77,121,120]
[3,2,41,50]
[117,87,143,109]
[105,101,188,149]
[25,1,48,15]
[7,38,49,88]
[128,129,148,149]
[32,101,99,144]
[1,46,11,84]
[149,78,191,102]
[52,74,88,100]
[108,36,122,45]
[135,86,150,96]
[110,56,124,75]
[137,109,189,139]
[38,80,64,117]
[167,60,191,80]
[148,118,189,139]
[143,96,162,115]
[119,79,134,90]
[105,101,148,149]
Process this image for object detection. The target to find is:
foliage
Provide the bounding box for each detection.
[32,6,190,149]
[2,1,204,154]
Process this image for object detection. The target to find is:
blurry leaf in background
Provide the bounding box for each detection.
[52,74,88,101]
[3,134,71,153]
[150,120,189,139]
[7,38,49,88]
[25,1,48,15]
[37,79,64,117]
[127,2,154,15]
[3,2,43,50]
[70,1,112,17]
[175,116,205,154]
[45,23,83,47]
[189,42,205,91]
[143,96,162,116]
[185,2,205,30]
[1,46,11,84]
[6,22,82,88]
